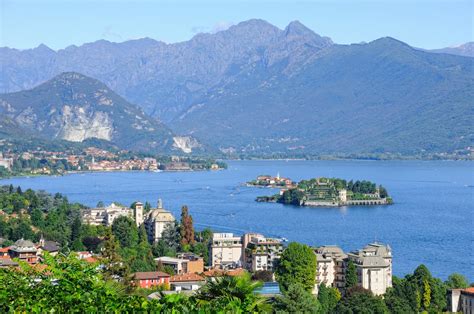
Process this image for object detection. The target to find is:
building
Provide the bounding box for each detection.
[133,202,144,226]
[81,203,133,226]
[9,239,38,264]
[314,246,347,293]
[155,255,204,274]
[37,237,60,257]
[243,234,283,272]
[144,199,175,243]
[313,243,392,296]
[170,273,205,291]
[133,271,171,289]
[210,233,243,269]
[0,153,13,170]
[448,288,474,314]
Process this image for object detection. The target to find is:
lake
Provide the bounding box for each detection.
[2,160,473,280]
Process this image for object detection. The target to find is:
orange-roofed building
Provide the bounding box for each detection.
[0,247,10,259]
[202,268,246,278]
[170,273,205,291]
[133,271,170,289]
[448,287,474,313]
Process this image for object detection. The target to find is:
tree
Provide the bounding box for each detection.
[345,260,358,289]
[111,216,138,248]
[101,229,130,283]
[336,287,389,314]
[445,273,469,289]
[275,242,316,292]
[179,205,195,247]
[422,278,431,310]
[274,283,320,313]
[317,283,341,314]
[194,273,270,313]
[96,201,104,208]
[252,270,274,282]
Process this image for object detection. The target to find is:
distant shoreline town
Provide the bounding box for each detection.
[0,147,226,178]
[249,174,392,207]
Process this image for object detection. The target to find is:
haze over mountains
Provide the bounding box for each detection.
[0,19,472,155]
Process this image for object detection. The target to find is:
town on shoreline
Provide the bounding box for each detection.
[0,146,226,178]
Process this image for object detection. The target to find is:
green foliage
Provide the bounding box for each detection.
[336,287,389,314]
[194,273,270,313]
[445,273,469,289]
[275,242,316,292]
[279,188,305,205]
[252,270,274,282]
[180,205,195,246]
[111,216,139,248]
[274,283,320,313]
[385,264,447,313]
[317,283,341,314]
[345,260,358,289]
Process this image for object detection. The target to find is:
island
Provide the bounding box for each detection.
[246,173,295,188]
[253,176,393,206]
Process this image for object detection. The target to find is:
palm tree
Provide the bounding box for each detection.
[194,273,271,312]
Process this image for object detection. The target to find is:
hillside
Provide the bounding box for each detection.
[0,73,204,154]
[173,38,474,155]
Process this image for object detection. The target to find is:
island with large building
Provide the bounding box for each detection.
[254,176,392,206]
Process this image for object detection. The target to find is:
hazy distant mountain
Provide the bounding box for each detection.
[429,42,474,57]
[0,20,472,155]
[174,37,474,155]
[0,19,333,122]
[0,73,204,154]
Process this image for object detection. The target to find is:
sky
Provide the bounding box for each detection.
[0,0,472,50]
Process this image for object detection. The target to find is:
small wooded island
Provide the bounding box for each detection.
[251,175,393,207]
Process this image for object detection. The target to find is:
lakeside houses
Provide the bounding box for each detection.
[144,199,176,243]
[314,243,393,296]
[448,287,474,314]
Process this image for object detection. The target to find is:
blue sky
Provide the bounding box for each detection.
[1,0,472,50]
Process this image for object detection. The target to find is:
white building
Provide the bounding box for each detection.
[313,243,392,296]
[144,199,175,243]
[210,233,243,269]
[347,243,392,296]
[81,203,132,226]
[449,288,474,314]
[243,234,283,272]
[314,245,347,294]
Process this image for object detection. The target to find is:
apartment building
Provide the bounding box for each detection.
[210,233,243,269]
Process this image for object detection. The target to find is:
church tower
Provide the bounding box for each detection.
[134,201,144,226]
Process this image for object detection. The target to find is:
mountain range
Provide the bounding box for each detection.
[0,19,472,155]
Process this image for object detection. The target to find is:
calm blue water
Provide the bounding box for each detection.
[2,160,473,280]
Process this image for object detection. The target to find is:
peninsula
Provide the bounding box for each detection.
[254,176,392,206]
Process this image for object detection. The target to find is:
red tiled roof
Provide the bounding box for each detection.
[202,268,246,277]
[463,287,474,295]
[170,273,205,282]
[83,257,98,263]
[133,271,170,280]
[0,247,10,253]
